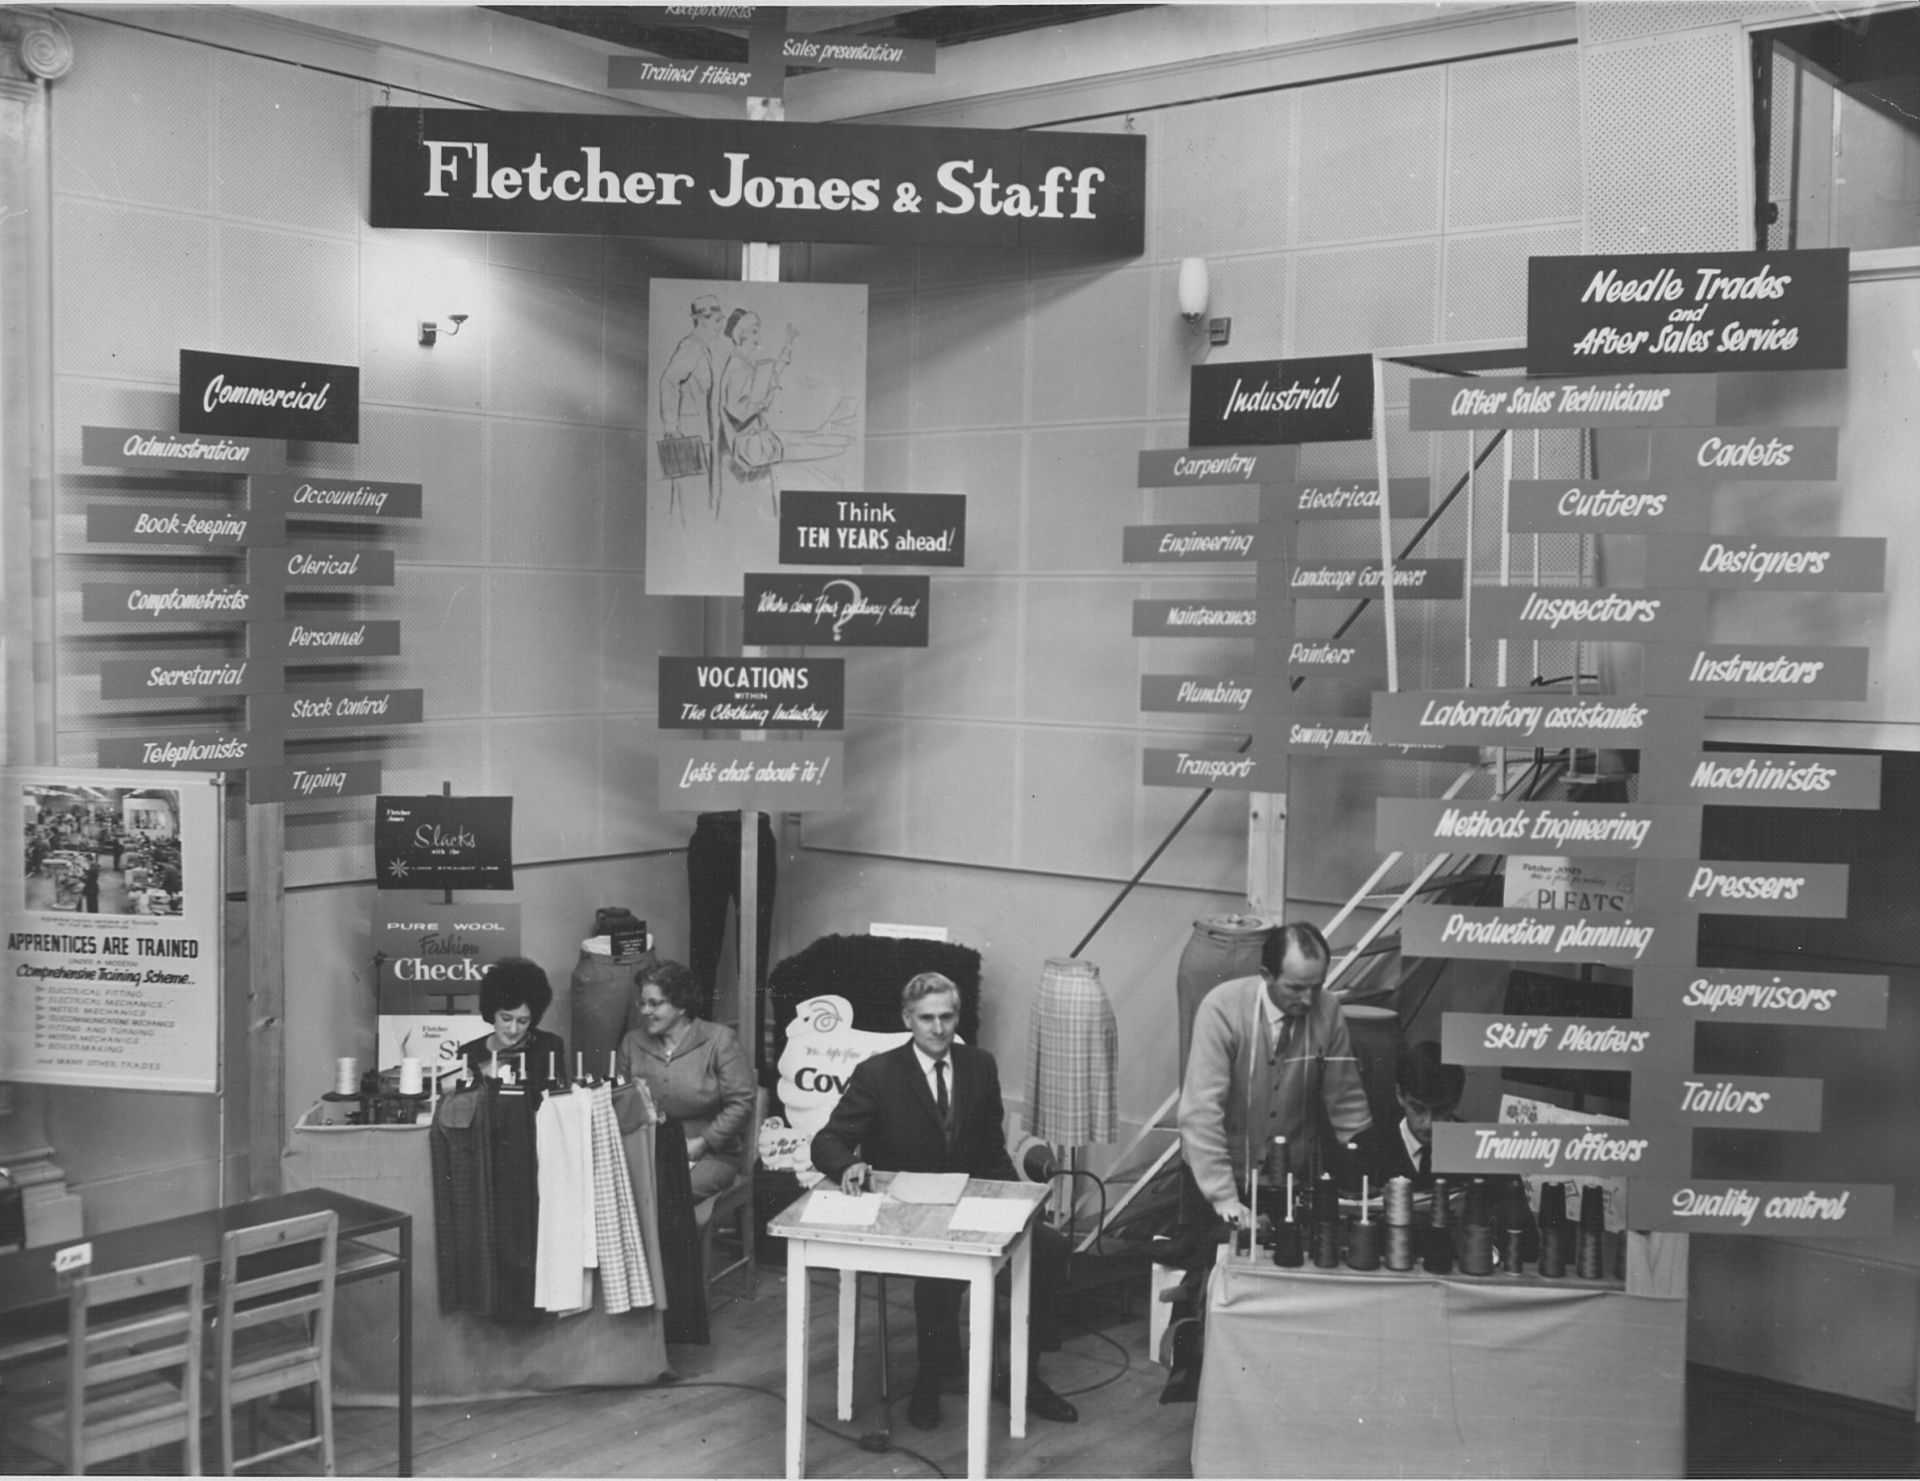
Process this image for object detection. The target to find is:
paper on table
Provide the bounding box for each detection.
[802,1190,882,1227]
[887,1172,969,1205]
[947,1197,1034,1234]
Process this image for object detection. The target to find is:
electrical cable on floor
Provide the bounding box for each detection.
[651,1379,948,1478]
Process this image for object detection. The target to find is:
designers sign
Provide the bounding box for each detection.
[178,350,360,445]
[1187,354,1373,446]
[741,573,929,647]
[369,108,1145,252]
[1526,249,1849,374]
[658,657,844,730]
[778,490,965,566]
[374,794,514,891]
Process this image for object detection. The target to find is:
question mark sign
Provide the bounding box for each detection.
[821,579,862,643]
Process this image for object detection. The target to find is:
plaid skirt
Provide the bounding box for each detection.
[1025,957,1118,1145]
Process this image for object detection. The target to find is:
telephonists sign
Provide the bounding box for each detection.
[369,109,1144,252]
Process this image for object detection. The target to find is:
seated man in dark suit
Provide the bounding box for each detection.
[1375,1040,1465,1190]
[812,972,1078,1432]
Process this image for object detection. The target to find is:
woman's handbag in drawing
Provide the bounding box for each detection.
[656,433,710,479]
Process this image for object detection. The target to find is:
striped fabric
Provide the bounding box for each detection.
[588,1082,654,1313]
[1025,956,1119,1145]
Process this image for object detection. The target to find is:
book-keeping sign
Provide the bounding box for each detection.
[1187,354,1373,447]
[1526,249,1849,374]
[741,574,929,647]
[374,795,514,891]
[86,503,283,548]
[178,350,360,445]
[659,657,844,731]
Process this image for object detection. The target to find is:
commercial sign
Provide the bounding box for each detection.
[658,740,844,812]
[1632,967,1888,1028]
[1136,446,1296,487]
[1629,1179,1891,1237]
[1408,373,1717,430]
[247,474,424,520]
[248,547,396,587]
[1646,425,1839,481]
[374,794,514,891]
[249,688,425,730]
[1264,479,1429,522]
[369,107,1146,252]
[1372,690,1705,750]
[1637,750,1881,809]
[81,581,283,625]
[1186,354,1373,446]
[99,657,284,701]
[1403,904,1695,967]
[1640,645,1867,699]
[247,762,384,804]
[177,350,360,445]
[251,619,403,659]
[778,490,965,567]
[658,656,844,730]
[1471,586,1707,641]
[86,503,283,548]
[97,730,283,772]
[1287,559,1462,601]
[1132,599,1262,638]
[741,573,929,646]
[1643,536,1883,591]
[1508,481,1712,535]
[1636,860,1848,917]
[81,425,286,474]
[1376,798,1703,859]
[1525,249,1850,374]
[3,769,223,1093]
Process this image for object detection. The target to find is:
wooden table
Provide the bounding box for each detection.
[0,1186,413,1475]
[769,1176,1050,1481]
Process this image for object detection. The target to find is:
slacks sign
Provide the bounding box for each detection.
[369,108,1145,252]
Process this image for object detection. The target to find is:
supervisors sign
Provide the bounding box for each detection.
[369,108,1144,252]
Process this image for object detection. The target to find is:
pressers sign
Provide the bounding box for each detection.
[369,108,1145,252]
[1188,354,1373,446]
[178,350,360,444]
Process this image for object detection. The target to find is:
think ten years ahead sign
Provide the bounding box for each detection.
[370,108,1144,253]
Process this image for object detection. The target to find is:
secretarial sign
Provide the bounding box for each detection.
[1525,249,1849,374]
[1636,859,1848,917]
[658,740,844,812]
[1376,798,1703,859]
[741,573,928,646]
[1639,645,1867,699]
[778,490,965,567]
[1629,1179,1891,1237]
[1638,750,1881,809]
[248,474,423,520]
[1372,690,1704,750]
[1644,536,1883,591]
[1187,354,1373,446]
[99,657,283,701]
[82,581,283,624]
[1508,481,1712,535]
[81,425,286,473]
[369,108,1145,252]
[1408,373,1716,430]
[97,729,284,771]
[1632,966,1888,1027]
[177,349,359,445]
[1647,426,1839,481]
[1136,446,1296,487]
[86,503,282,548]
[658,656,844,730]
[1471,586,1707,641]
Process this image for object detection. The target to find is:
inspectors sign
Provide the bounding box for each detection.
[1526,249,1849,374]
[178,350,360,445]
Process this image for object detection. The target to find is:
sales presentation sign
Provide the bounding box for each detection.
[1187,354,1373,446]
[369,108,1145,252]
[177,350,360,445]
[1526,249,1849,374]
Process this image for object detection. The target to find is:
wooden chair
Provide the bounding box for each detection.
[0,1254,204,1475]
[210,1209,338,1475]
[695,1088,766,1303]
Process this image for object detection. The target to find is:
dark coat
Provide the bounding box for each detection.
[812,1041,1017,1184]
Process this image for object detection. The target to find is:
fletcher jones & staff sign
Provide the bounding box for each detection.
[369,108,1145,253]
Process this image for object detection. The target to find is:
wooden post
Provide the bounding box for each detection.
[245,800,285,1197]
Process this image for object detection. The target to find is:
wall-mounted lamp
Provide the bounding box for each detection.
[418,313,468,348]
[1177,258,1232,346]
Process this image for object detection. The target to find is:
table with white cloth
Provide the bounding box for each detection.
[1192,1249,1687,1478]
[285,1110,672,1404]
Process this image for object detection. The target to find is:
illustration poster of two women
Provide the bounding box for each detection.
[646,279,867,597]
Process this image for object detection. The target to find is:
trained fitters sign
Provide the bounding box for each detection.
[369,108,1144,252]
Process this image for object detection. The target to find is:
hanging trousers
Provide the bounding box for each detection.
[686,811,776,1002]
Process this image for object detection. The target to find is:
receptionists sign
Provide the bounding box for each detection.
[3,768,221,1093]
[369,108,1145,252]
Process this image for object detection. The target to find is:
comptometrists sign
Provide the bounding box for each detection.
[369,108,1144,251]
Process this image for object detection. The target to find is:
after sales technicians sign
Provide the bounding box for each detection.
[369,108,1145,252]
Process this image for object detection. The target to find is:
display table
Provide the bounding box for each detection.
[285,1113,671,1405]
[769,1176,1050,1481]
[1192,1251,1686,1478]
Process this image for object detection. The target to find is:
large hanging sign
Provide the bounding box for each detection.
[177,350,360,445]
[374,795,514,891]
[369,108,1145,252]
[1525,249,1850,373]
[1186,354,1373,446]
[3,769,222,1093]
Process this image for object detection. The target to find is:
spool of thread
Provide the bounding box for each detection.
[1383,1176,1415,1229]
[1579,1183,1606,1232]
[1465,1177,1490,1227]
[1538,1181,1568,1227]
[1312,1171,1339,1223]
[1457,1222,1496,1277]
[1539,1221,1573,1278]
[398,1058,424,1096]
[1345,1216,1383,1272]
[1420,1223,1455,1275]
[1576,1224,1606,1280]
[1271,1220,1305,1268]
[1498,1223,1528,1275]
[1385,1223,1417,1272]
[1428,1177,1453,1229]
[1310,1220,1341,1269]
[333,1057,359,1096]
[1264,1135,1289,1185]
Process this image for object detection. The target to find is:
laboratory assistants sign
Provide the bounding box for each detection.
[3,768,222,1093]
[368,108,1144,252]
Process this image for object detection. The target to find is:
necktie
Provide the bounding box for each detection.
[1417,1142,1432,1178]
[934,1058,951,1130]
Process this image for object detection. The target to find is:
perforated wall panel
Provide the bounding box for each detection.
[1296,69,1447,245]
